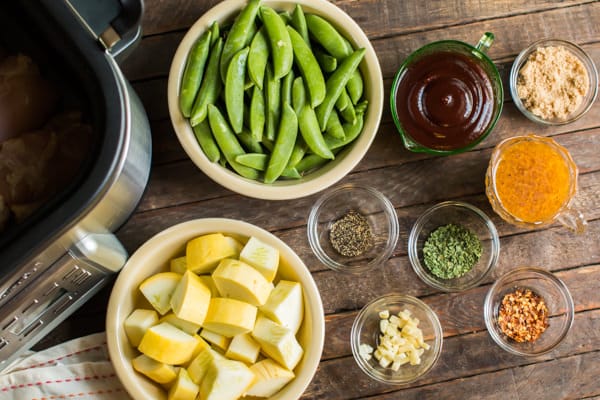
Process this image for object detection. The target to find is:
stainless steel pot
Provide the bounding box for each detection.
[0,0,151,367]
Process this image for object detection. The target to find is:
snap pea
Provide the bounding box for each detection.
[337,90,356,124]
[287,26,326,108]
[295,153,329,174]
[315,48,365,130]
[298,104,334,159]
[265,64,280,141]
[305,14,353,59]
[292,76,306,113]
[260,6,293,80]
[325,111,364,150]
[238,128,264,154]
[325,110,345,139]
[209,21,220,47]
[235,153,268,170]
[249,85,265,141]
[290,4,310,46]
[225,47,249,133]
[335,87,350,112]
[314,48,337,73]
[192,118,220,163]
[355,99,369,114]
[207,104,260,180]
[247,27,268,89]
[261,137,274,152]
[220,0,260,81]
[347,70,364,104]
[279,11,291,24]
[286,137,308,168]
[281,69,295,107]
[265,102,298,183]
[179,30,212,118]
[236,153,301,179]
[190,37,224,126]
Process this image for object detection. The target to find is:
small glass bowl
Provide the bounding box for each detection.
[510,39,598,125]
[307,184,399,274]
[408,201,500,292]
[351,294,443,384]
[484,267,574,356]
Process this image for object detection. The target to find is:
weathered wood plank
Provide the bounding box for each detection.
[139,0,594,38]
[302,309,600,398]
[320,265,600,360]
[367,350,600,399]
[125,5,600,83]
[132,127,600,220]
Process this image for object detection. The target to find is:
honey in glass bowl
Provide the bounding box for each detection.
[485,135,586,233]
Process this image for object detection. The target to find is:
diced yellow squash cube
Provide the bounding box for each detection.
[159,313,202,335]
[182,335,211,368]
[139,272,182,315]
[132,354,177,384]
[212,259,273,306]
[225,332,260,364]
[199,359,255,400]
[203,297,257,337]
[124,308,159,347]
[246,358,295,397]
[138,322,200,365]
[260,280,304,334]
[197,275,221,297]
[170,270,211,325]
[187,348,225,384]
[170,256,187,274]
[239,237,279,282]
[200,328,231,352]
[186,233,239,273]
[168,368,199,400]
[225,236,244,258]
[251,315,303,370]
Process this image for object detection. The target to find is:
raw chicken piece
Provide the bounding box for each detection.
[0,54,59,142]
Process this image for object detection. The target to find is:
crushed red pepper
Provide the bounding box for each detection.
[498,288,549,343]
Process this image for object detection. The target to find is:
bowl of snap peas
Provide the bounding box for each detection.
[168,0,383,200]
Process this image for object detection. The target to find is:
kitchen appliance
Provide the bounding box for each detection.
[0,0,151,368]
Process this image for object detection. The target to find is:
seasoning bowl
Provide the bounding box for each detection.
[510,39,598,125]
[307,184,399,274]
[484,267,574,356]
[408,201,500,292]
[350,294,443,384]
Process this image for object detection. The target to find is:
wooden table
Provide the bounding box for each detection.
[39,0,600,398]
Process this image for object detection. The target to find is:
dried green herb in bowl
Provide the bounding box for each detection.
[422,223,482,279]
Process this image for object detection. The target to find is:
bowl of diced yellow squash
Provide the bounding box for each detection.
[106,218,325,400]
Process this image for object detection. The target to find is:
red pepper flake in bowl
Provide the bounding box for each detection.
[498,288,549,342]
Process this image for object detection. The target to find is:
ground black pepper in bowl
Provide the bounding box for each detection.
[329,210,374,257]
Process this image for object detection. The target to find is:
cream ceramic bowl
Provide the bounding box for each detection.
[167,0,383,200]
[106,218,325,399]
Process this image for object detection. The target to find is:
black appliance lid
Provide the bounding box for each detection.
[0,0,134,271]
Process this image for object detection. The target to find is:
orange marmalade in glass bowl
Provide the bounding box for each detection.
[485,135,586,233]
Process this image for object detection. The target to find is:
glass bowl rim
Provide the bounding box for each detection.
[509,38,599,126]
[307,183,400,274]
[408,201,501,292]
[483,266,575,356]
[350,293,443,384]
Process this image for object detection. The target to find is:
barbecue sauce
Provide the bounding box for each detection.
[395,51,495,150]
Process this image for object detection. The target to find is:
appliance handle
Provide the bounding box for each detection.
[65,0,144,60]
[71,233,129,273]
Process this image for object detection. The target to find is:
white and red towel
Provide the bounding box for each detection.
[0,332,130,399]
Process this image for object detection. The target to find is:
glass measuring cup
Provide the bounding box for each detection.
[485,135,586,233]
[390,33,504,155]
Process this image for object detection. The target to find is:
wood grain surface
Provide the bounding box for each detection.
[38,0,600,399]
